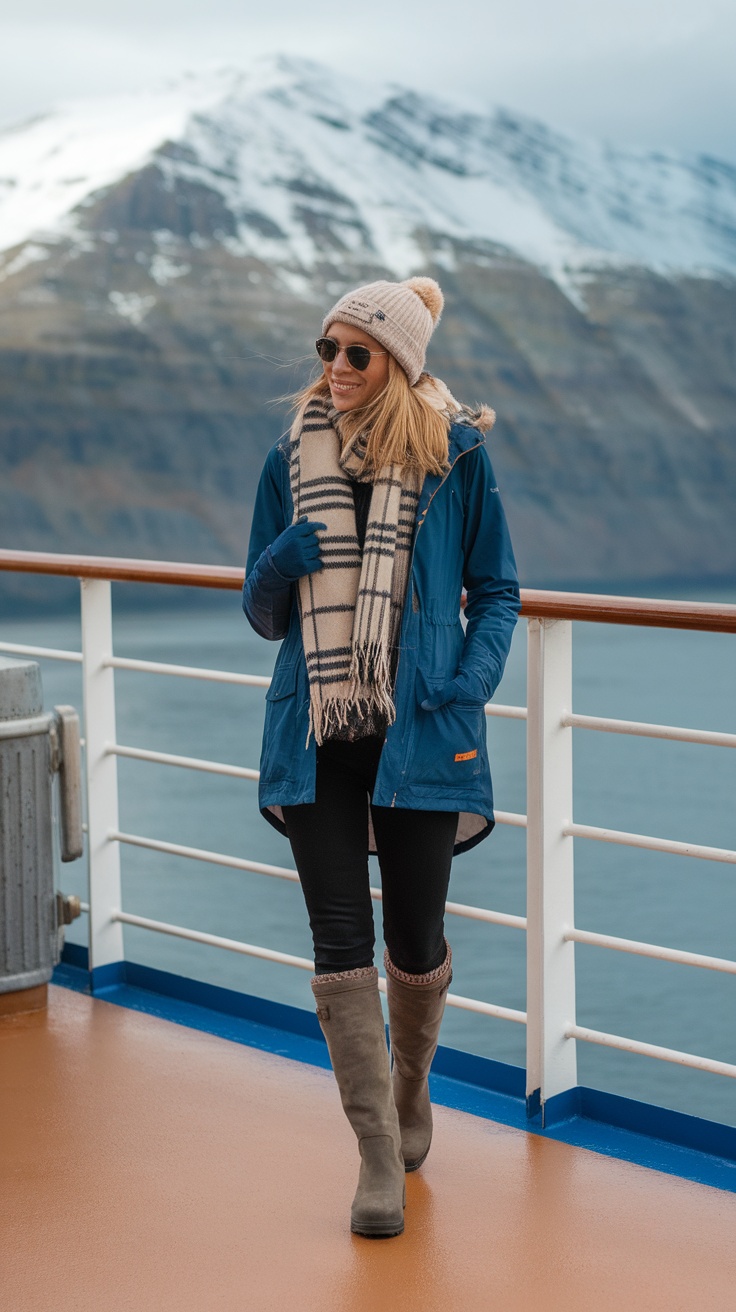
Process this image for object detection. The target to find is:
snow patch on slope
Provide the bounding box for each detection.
[1,55,735,303]
[0,69,247,253]
[108,290,156,324]
[0,242,50,282]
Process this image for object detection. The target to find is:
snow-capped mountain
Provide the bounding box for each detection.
[0,56,735,606]
[1,55,736,305]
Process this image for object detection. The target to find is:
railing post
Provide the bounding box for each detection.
[81,579,124,987]
[525,616,577,1123]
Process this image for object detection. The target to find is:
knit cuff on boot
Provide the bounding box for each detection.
[383,942,452,987]
[311,965,378,994]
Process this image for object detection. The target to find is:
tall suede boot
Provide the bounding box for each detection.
[384,942,452,1171]
[311,966,405,1238]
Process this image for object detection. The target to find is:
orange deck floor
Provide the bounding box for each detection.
[2,984,736,1312]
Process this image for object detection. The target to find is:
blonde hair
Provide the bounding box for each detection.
[289,356,450,477]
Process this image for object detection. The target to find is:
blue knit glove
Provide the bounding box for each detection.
[420,671,486,711]
[267,516,326,581]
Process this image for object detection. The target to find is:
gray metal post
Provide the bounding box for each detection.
[0,656,82,1004]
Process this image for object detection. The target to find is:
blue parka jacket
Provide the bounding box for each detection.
[243,418,521,854]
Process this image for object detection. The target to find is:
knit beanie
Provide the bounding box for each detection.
[322,276,444,386]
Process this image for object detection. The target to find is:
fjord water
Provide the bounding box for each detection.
[6,589,735,1127]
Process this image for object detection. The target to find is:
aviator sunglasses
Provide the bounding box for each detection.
[315,337,388,371]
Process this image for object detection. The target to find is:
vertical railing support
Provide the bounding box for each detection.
[525,617,577,1123]
[81,579,124,987]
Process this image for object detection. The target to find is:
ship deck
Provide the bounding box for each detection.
[2,984,736,1312]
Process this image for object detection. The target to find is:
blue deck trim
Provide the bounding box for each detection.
[60,942,89,970]
[54,947,736,1195]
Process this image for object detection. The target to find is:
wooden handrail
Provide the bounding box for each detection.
[518,588,736,633]
[0,549,243,591]
[1,548,735,632]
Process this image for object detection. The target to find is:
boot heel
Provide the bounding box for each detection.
[350,1135,405,1238]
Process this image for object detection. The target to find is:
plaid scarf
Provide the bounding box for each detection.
[290,397,423,746]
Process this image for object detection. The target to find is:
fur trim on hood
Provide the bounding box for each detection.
[413,372,496,433]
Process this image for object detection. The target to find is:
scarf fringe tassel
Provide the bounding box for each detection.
[307,641,398,747]
[349,641,396,719]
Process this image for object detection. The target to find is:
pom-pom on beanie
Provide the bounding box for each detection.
[322,276,444,386]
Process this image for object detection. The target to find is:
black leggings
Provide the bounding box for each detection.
[282,736,458,976]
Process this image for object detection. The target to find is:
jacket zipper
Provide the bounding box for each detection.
[413,436,484,542]
[388,435,484,808]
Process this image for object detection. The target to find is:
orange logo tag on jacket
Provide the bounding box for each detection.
[454,749,477,762]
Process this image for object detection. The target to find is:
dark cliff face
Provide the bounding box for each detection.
[0,154,735,610]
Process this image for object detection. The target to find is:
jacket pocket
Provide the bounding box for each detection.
[262,661,300,782]
[266,660,297,701]
[410,674,485,787]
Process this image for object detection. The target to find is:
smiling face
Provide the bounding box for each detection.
[321,320,391,412]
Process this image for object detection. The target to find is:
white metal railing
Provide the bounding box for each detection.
[111,744,261,781]
[565,1025,736,1079]
[565,710,736,748]
[112,909,527,1023]
[3,569,736,1117]
[563,821,736,864]
[0,640,83,663]
[107,655,271,687]
[564,927,736,975]
[109,826,528,928]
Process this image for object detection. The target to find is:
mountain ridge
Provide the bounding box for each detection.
[0,56,734,609]
[3,56,736,297]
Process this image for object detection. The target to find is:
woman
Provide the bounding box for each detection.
[243,277,520,1238]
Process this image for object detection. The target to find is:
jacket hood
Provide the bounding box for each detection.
[414,373,496,433]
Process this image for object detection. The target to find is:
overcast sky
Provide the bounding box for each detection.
[2,0,735,163]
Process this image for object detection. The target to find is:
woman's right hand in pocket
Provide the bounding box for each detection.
[267,516,327,581]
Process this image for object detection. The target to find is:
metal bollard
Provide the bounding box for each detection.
[0,656,83,1012]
